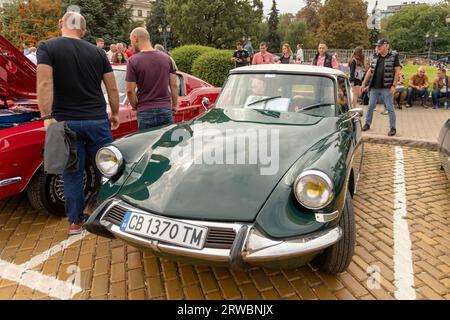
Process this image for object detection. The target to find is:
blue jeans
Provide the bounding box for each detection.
[366,88,396,130]
[432,90,448,108]
[407,87,429,105]
[137,108,173,131]
[63,119,113,224]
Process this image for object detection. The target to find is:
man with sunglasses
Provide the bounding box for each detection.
[252,42,274,65]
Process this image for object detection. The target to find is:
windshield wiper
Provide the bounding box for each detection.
[252,109,281,118]
[297,103,333,112]
[247,96,282,107]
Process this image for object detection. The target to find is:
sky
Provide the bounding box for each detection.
[262,0,445,15]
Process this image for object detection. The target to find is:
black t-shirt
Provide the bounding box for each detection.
[372,53,400,89]
[37,37,113,121]
[233,49,249,67]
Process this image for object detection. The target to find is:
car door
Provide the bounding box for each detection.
[337,76,364,193]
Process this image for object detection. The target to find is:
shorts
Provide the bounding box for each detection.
[352,79,363,86]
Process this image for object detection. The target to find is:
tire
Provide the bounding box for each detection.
[313,190,355,274]
[27,164,97,217]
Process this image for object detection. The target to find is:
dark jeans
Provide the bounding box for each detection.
[63,119,113,224]
[407,87,429,105]
[137,108,173,131]
[432,90,448,108]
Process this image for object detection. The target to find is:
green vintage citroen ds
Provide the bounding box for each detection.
[86,64,364,274]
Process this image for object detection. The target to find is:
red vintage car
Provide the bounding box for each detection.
[0,35,220,216]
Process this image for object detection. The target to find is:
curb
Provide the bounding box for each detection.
[362,134,439,151]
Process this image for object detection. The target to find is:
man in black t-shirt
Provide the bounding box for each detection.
[231,41,250,68]
[361,39,400,137]
[37,12,120,235]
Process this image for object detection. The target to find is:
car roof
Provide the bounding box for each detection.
[230,64,347,77]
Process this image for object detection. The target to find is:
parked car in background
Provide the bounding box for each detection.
[86,64,364,274]
[0,35,220,216]
[438,118,450,182]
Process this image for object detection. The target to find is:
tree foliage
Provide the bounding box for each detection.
[278,14,307,49]
[61,0,132,45]
[146,0,177,49]
[382,4,450,53]
[165,0,263,48]
[267,0,280,52]
[0,0,63,48]
[317,0,370,48]
[296,0,321,33]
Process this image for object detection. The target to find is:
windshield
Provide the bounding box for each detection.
[102,69,127,104]
[215,73,337,118]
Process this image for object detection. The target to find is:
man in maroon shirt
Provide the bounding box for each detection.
[126,27,178,130]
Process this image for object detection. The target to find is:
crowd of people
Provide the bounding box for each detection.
[230,38,449,136]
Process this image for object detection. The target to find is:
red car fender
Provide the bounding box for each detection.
[0,121,46,198]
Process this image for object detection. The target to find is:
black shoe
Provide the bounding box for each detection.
[388,128,396,136]
[362,124,370,131]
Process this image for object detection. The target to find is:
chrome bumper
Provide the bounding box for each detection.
[94,200,342,268]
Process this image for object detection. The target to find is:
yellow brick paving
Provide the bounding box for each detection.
[0,143,448,300]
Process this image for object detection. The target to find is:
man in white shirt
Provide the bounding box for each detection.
[26,47,37,65]
[106,44,117,62]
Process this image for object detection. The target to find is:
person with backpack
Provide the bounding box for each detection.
[349,46,365,107]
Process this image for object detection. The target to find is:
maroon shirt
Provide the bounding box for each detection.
[126,50,176,111]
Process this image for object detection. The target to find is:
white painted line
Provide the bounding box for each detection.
[21,231,87,269]
[0,231,87,299]
[0,259,82,300]
[393,146,416,300]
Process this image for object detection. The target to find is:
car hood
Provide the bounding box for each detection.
[0,35,36,101]
[117,108,340,222]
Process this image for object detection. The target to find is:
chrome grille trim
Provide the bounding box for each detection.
[101,201,237,249]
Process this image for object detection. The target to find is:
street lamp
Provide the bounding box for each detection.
[158,24,171,51]
[425,31,439,61]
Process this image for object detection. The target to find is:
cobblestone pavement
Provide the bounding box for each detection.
[362,105,450,146]
[0,143,448,300]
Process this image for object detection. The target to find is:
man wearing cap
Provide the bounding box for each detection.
[360,39,400,136]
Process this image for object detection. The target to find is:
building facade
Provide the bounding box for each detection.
[127,0,154,22]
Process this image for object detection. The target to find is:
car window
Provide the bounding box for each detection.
[216,73,336,118]
[102,69,127,104]
[337,77,350,114]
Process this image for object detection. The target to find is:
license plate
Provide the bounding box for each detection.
[120,211,208,250]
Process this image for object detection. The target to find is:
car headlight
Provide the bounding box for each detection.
[294,170,334,210]
[96,146,123,178]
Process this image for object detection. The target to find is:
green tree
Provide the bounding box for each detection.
[382,4,450,53]
[0,0,63,48]
[278,14,307,49]
[146,0,178,49]
[267,0,280,52]
[296,0,321,33]
[62,0,132,45]
[317,0,370,48]
[165,0,263,48]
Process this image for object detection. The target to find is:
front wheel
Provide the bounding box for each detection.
[313,190,355,274]
[27,164,97,217]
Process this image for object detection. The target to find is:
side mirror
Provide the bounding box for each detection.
[349,108,363,117]
[201,97,211,111]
